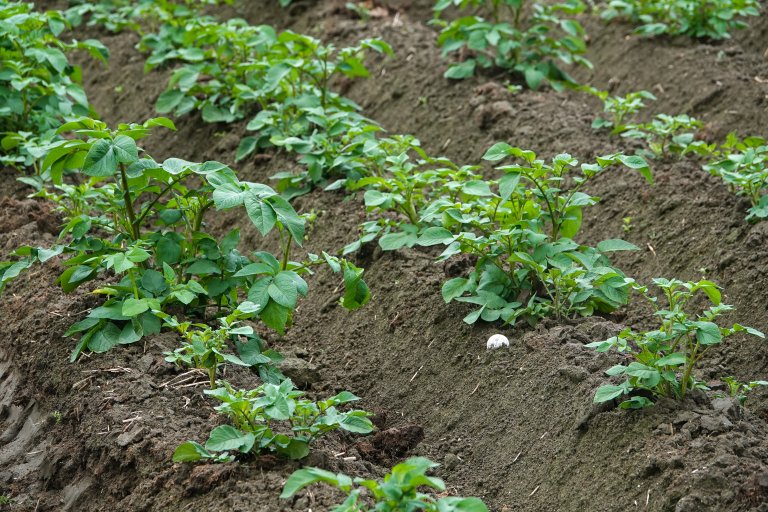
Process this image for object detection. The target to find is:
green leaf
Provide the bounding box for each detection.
[695,321,722,345]
[268,272,299,309]
[82,139,117,177]
[594,384,626,403]
[206,425,255,453]
[379,231,416,251]
[437,497,489,512]
[417,227,454,246]
[442,277,469,302]
[339,413,374,434]
[269,196,305,245]
[277,439,310,460]
[87,322,121,353]
[597,239,639,252]
[281,468,343,499]
[185,260,221,276]
[122,298,149,317]
[172,441,210,462]
[342,262,370,310]
[499,172,521,200]
[260,301,290,334]
[141,269,167,294]
[244,193,277,236]
[156,90,185,113]
[483,142,513,161]
[236,136,258,162]
[112,135,139,164]
[655,353,686,366]
[618,154,653,184]
[444,59,475,79]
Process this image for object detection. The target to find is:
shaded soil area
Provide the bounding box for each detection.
[2,1,768,511]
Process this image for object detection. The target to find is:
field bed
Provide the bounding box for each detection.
[2,0,768,510]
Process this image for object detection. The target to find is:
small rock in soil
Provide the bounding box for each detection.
[711,397,740,420]
[443,453,461,471]
[557,366,588,383]
[117,426,147,447]
[280,356,320,387]
[699,414,733,434]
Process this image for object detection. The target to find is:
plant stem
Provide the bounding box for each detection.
[118,163,140,240]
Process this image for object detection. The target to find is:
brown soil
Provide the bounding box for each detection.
[2,1,768,511]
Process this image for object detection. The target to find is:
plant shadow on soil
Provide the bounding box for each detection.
[2,0,768,510]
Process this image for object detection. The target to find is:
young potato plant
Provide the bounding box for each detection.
[0,117,370,361]
[583,87,704,159]
[582,86,657,134]
[722,377,768,406]
[0,2,108,176]
[704,133,768,222]
[600,0,760,39]
[587,279,765,409]
[149,15,391,188]
[621,114,703,159]
[346,140,651,326]
[345,135,486,253]
[433,144,653,325]
[65,0,231,35]
[162,301,284,388]
[173,380,374,462]
[432,0,592,89]
[281,457,489,511]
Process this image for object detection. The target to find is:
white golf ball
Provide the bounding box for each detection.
[487,334,509,349]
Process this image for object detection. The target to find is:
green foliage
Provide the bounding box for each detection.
[0,2,108,173]
[588,278,765,409]
[281,457,488,511]
[621,114,703,159]
[173,380,374,462]
[163,301,284,388]
[433,0,591,89]
[722,376,768,406]
[347,139,651,326]
[0,117,369,360]
[704,134,768,222]
[437,145,651,325]
[583,86,657,134]
[67,0,392,191]
[585,86,704,159]
[65,0,232,34]
[600,0,761,39]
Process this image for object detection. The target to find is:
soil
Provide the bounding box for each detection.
[2,1,768,511]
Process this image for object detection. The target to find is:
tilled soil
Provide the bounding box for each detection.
[2,1,768,511]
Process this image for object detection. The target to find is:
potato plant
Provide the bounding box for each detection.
[162,301,284,388]
[587,278,764,409]
[65,0,230,34]
[435,144,652,325]
[147,15,391,188]
[583,86,657,134]
[600,0,761,39]
[0,2,108,175]
[173,380,374,461]
[585,87,704,159]
[346,140,652,326]
[704,133,768,221]
[432,0,592,89]
[0,117,370,361]
[621,114,703,159]
[281,456,489,511]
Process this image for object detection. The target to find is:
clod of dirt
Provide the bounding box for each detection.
[356,425,424,465]
[280,356,320,387]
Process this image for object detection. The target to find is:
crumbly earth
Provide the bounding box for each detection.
[2,1,768,511]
